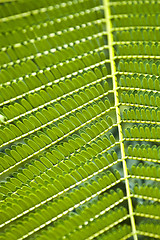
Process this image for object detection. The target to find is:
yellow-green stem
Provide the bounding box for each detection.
[103,0,138,239]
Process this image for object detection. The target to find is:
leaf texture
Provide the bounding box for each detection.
[0,0,160,240]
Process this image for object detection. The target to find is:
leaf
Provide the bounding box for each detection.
[0,1,160,240]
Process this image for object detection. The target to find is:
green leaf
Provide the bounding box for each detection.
[0,1,160,240]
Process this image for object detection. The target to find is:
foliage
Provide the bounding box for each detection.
[0,0,159,239]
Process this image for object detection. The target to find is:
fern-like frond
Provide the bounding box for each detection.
[0,0,160,240]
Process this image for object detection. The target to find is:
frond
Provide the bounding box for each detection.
[0,0,159,240]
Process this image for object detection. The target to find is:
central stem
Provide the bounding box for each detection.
[103,0,138,239]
